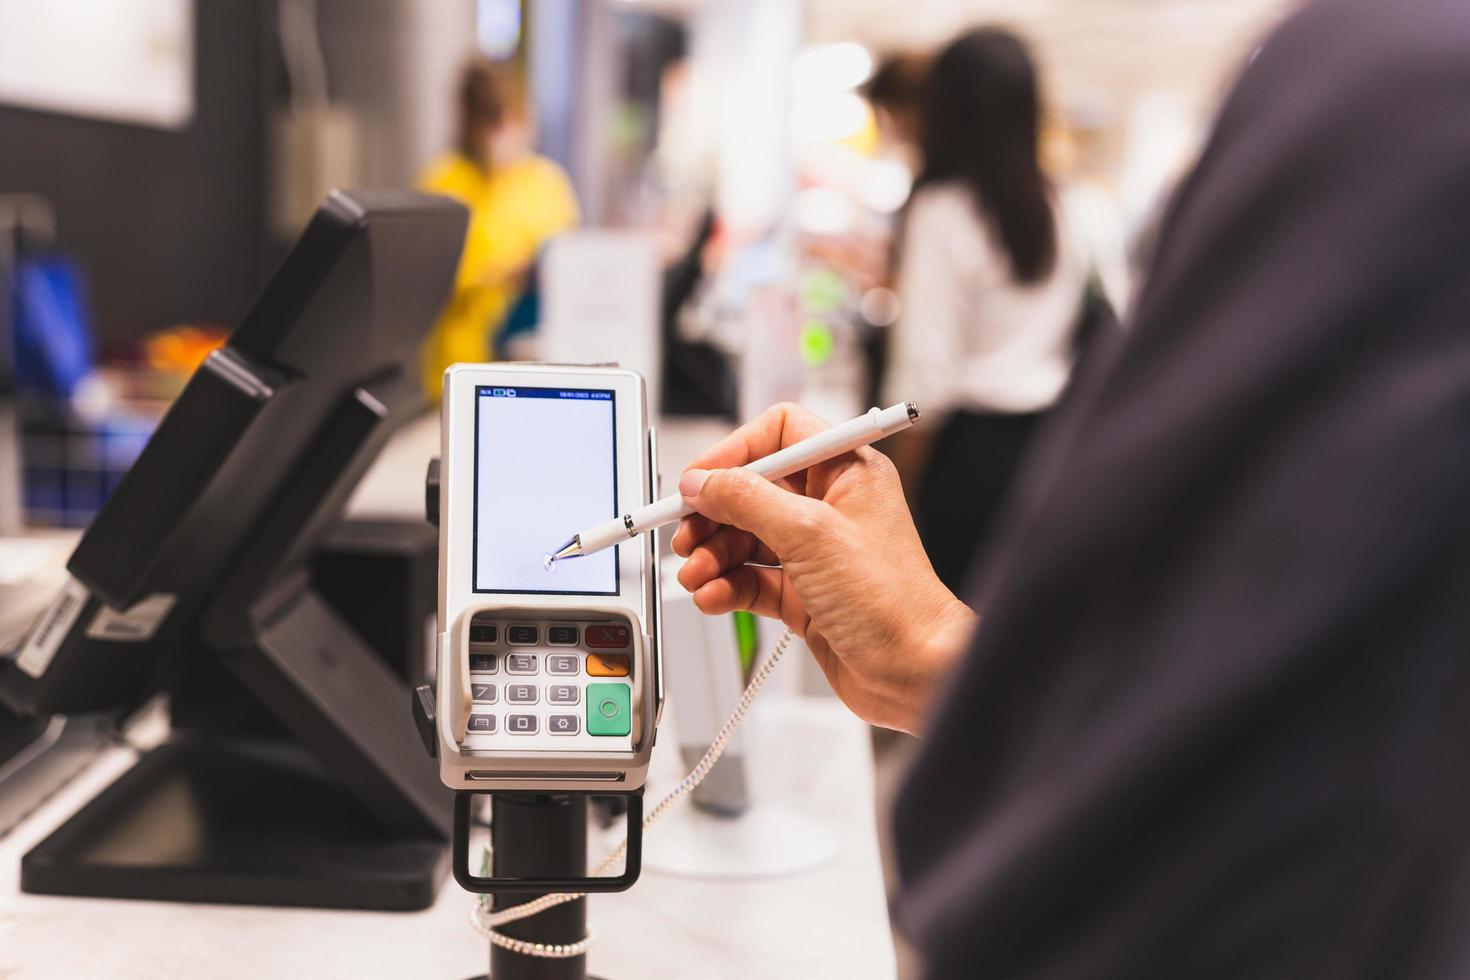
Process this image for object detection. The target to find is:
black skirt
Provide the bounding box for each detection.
[913,408,1045,593]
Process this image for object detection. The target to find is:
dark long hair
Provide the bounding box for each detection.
[456,59,506,169]
[916,28,1055,283]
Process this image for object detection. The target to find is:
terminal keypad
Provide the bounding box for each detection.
[465,617,635,748]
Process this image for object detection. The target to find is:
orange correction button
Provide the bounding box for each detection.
[585,653,630,677]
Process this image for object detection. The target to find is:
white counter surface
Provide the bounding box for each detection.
[0,694,895,979]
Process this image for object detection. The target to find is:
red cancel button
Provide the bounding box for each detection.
[585,624,631,649]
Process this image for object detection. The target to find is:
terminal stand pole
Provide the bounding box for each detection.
[487,794,594,980]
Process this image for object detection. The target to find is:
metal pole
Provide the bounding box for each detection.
[0,198,23,534]
[488,794,591,980]
[0,195,57,535]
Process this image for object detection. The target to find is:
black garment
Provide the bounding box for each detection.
[912,274,1121,593]
[893,1,1470,978]
[916,410,1045,593]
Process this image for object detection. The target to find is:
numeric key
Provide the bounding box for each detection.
[507,625,539,645]
[546,654,579,675]
[506,653,538,675]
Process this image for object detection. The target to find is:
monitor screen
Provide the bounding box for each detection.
[473,385,619,595]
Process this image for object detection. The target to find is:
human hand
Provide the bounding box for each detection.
[671,403,977,734]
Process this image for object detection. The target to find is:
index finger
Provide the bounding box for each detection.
[687,402,833,472]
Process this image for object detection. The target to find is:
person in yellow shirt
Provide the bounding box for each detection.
[418,60,580,399]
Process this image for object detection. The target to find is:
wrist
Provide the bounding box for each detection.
[877,590,974,735]
[911,595,976,731]
[933,597,977,665]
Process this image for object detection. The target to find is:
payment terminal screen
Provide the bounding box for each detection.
[473,386,619,594]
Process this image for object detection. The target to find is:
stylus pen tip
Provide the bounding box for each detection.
[551,538,584,562]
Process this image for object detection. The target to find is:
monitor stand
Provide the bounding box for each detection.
[19,377,453,911]
[21,736,446,910]
[18,587,451,910]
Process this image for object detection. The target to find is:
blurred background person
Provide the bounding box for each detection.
[865,52,931,172]
[417,59,579,400]
[884,27,1097,592]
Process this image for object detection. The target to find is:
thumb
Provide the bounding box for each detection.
[680,467,828,555]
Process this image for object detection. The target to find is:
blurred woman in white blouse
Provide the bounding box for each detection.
[884,27,1094,591]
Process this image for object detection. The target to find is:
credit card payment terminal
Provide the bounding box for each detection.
[432,364,662,892]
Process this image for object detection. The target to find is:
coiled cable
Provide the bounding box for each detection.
[469,628,796,957]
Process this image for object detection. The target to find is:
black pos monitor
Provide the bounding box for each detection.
[0,190,467,911]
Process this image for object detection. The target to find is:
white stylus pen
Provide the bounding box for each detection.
[548,401,921,563]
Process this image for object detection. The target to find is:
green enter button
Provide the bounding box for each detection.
[586,683,631,737]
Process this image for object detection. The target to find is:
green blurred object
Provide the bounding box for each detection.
[609,102,649,150]
[733,611,758,679]
[799,320,836,366]
[799,268,846,313]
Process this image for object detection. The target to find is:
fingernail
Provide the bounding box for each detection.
[680,468,711,496]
